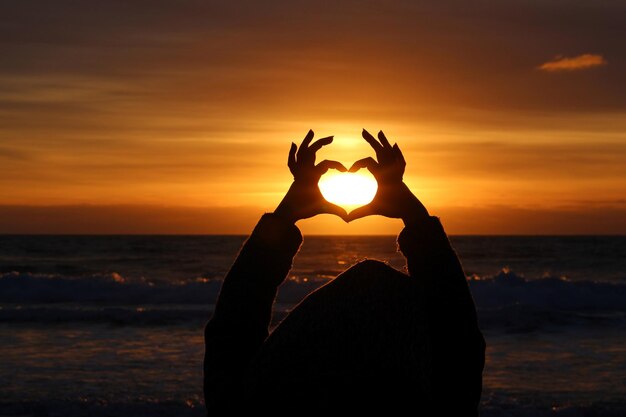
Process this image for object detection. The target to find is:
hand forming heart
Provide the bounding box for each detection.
[274,129,430,226]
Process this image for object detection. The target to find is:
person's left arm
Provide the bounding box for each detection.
[347,129,485,414]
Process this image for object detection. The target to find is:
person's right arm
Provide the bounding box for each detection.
[204,130,348,413]
[347,129,485,414]
[203,213,302,413]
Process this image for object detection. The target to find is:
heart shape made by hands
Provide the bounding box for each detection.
[318,169,378,212]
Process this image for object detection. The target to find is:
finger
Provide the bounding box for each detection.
[346,203,376,222]
[378,130,392,148]
[393,143,406,165]
[316,159,347,174]
[349,157,377,173]
[297,129,314,158]
[287,142,297,170]
[321,201,348,219]
[309,135,334,153]
[362,129,383,153]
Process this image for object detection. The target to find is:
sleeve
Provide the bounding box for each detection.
[397,216,486,415]
[203,213,303,413]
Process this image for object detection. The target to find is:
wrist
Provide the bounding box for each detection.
[273,202,298,224]
[396,183,430,227]
[273,181,297,224]
[401,210,429,227]
[274,183,301,224]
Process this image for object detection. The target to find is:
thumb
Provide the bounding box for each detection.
[321,201,348,221]
[346,203,376,222]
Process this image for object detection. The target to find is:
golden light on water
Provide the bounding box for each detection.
[318,171,378,209]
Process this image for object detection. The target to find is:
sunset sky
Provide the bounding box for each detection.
[1,0,625,234]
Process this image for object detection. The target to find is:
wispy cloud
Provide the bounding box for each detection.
[538,54,607,72]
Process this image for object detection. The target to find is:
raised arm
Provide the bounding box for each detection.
[203,130,347,413]
[347,129,485,414]
[347,129,470,296]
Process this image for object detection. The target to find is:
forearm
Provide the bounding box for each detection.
[397,214,484,410]
[210,217,301,327]
[389,181,476,314]
[398,215,474,307]
[397,215,481,354]
[204,213,302,411]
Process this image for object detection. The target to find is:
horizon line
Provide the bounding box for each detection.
[1,233,624,237]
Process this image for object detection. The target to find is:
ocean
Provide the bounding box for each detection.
[0,235,625,416]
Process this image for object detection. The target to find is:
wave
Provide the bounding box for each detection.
[0,399,205,417]
[3,397,621,417]
[470,269,626,332]
[0,271,222,304]
[470,268,626,311]
[1,269,625,328]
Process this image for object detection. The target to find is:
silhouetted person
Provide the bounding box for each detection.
[204,129,485,414]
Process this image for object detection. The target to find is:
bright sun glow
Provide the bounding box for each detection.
[318,171,378,209]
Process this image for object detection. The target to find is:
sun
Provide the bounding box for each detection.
[318,171,378,209]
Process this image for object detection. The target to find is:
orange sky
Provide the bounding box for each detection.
[1,1,625,234]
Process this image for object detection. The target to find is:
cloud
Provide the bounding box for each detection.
[538,54,607,72]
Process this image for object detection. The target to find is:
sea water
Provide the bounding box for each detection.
[0,235,624,416]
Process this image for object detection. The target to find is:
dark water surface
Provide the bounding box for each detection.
[0,235,624,416]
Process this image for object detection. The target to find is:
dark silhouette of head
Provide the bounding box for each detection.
[243,259,432,412]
